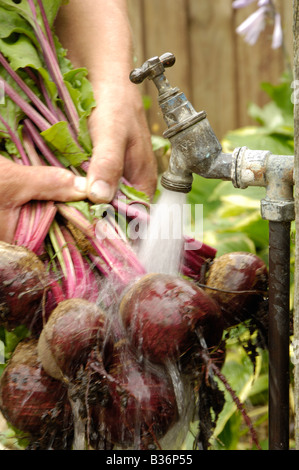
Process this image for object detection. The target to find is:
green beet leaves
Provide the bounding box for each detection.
[0,0,95,166]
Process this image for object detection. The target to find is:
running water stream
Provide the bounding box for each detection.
[136,188,196,449]
[69,395,86,450]
[138,189,187,276]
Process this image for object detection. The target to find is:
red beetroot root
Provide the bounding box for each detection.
[89,338,179,449]
[0,339,72,446]
[0,241,49,331]
[37,298,107,381]
[119,273,223,364]
[204,251,268,328]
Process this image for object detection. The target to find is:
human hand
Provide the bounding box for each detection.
[86,81,157,204]
[54,0,157,204]
[0,156,88,243]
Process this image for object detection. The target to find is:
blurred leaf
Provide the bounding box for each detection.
[4,325,28,356]
[203,231,256,257]
[209,181,265,204]
[142,94,152,111]
[189,174,221,202]
[66,200,93,222]
[260,78,294,119]
[0,325,29,377]
[223,127,294,155]
[212,345,262,441]
[119,183,150,203]
[0,425,30,450]
[248,373,268,399]
[248,101,293,133]
[187,175,222,220]
[151,135,170,153]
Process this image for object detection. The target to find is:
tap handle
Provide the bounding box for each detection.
[129,53,176,84]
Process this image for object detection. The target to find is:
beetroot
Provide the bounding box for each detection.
[0,339,72,444]
[204,251,268,328]
[37,298,107,381]
[89,338,179,449]
[119,273,223,364]
[0,241,49,331]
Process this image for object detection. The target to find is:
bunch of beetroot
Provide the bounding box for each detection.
[0,0,269,451]
[0,235,268,449]
[0,239,214,449]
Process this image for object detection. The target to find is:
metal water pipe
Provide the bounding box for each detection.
[293,0,299,451]
[130,52,294,450]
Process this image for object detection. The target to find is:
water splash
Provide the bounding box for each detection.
[68,391,86,450]
[159,360,196,450]
[138,189,186,275]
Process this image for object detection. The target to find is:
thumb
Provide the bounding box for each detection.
[21,166,88,203]
[1,161,88,204]
[86,142,124,204]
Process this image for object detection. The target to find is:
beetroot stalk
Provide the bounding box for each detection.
[22,127,45,166]
[111,197,150,224]
[24,66,71,128]
[0,116,52,251]
[13,203,33,246]
[58,204,145,283]
[14,201,54,254]
[36,0,58,57]
[88,253,111,278]
[0,52,58,126]
[200,347,261,450]
[48,220,77,299]
[21,201,39,246]
[44,242,65,304]
[89,236,139,287]
[56,203,146,287]
[94,217,146,276]
[27,0,80,135]
[56,203,95,239]
[47,221,99,301]
[11,126,58,254]
[0,114,30,165]
[27,202,57,255]
[59,226,99,302]
[3,79,50,132]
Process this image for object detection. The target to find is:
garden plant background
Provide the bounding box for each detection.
[0,0,295,450]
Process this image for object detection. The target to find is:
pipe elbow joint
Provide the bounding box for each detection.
[232,146,294,222]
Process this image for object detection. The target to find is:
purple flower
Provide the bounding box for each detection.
[232,0,256,8]
[234,0,283,49]
[236,7,268,45]
[257,0,271,6]
[271,12,283,49]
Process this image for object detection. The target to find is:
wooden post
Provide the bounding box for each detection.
[293,0,299,451]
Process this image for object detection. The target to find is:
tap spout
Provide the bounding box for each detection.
[161,113,224,193]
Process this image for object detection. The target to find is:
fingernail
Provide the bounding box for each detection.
[74,176,87,193]
[90,180,114,202]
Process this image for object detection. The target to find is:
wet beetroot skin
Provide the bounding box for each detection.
[119,273,224,364]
